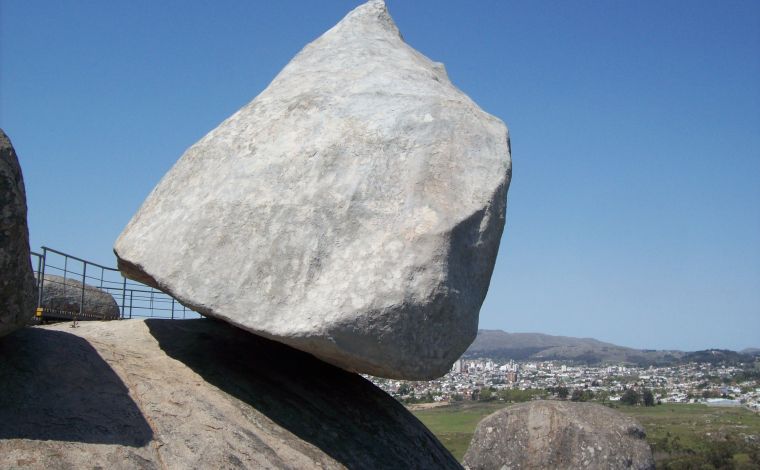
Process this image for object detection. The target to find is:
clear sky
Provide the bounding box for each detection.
[2,1,758,351]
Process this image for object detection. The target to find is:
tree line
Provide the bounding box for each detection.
[544,386,656,406]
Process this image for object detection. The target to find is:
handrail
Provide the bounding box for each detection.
[31,246,200,321]
[41,246,120,272]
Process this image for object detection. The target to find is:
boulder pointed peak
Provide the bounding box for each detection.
[329,0,400,39]
[346,0,389,21]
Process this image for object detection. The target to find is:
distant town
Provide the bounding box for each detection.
[369,357,760,412]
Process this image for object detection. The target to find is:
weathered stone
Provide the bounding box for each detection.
[38,274,120,320]
[0,129,36,337]
[0,319,461,469]
[463,401,655,470]
[114,0,511,380]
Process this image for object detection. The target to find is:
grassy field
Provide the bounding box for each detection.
[411,402,505,461]
[411,401,760,466]
[615,403,760,468]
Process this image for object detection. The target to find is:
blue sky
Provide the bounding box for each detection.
[2,1,758,350]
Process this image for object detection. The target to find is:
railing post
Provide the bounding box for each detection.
[36,248,47,309]
[62,254,68,297]
[129,290,133,319]
[79,262,87,319]
[171,298,175,320]
[121,276,127,320]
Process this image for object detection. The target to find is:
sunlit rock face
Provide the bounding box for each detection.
[0,319,462,469]
[114,0,511,380]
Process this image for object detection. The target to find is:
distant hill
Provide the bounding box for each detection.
[740,348,760,357]
[464,330,755,366]
[680,349,754,364]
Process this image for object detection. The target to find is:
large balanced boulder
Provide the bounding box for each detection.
[114,0,511,380]
[0,129,36,337]
[0,319,460,469]
[463,401,655,470]
[38,274,120,320]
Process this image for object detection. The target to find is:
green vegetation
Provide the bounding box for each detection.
[613,403,760,469]
[411,401,760,467]
[412,402,504,461]
[570,389,595,402]
[547,385,569,399]
[498,388,547,402]
[476,386,547,403]
[642,389,655,407]
[621,388,641,405]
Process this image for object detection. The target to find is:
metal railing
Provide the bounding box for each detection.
[31,246,201,321]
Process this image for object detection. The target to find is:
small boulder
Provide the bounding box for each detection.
[0,129,36,336]
[114,0,511,380]
[38,274,120,320]
[463,401,655,470]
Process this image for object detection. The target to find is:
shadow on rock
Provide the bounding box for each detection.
[145,318,460,469]
[0,328,153,446]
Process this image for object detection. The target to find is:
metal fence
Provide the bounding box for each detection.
[31,246,201,321]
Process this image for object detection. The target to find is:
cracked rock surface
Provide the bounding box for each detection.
[0,129,36,337]
[463,401,655,470]
[114,0,511,380]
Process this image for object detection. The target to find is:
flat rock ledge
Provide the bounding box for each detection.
[0,319,460,470]
[463,401,655,470]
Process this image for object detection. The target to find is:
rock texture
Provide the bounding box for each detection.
[38,274,120,320]
[114,0,511,380]
[0,319,461,469]
[0,129,36,337]
[463,401,655,470]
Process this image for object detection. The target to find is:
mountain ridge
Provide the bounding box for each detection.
[464,329,757,366]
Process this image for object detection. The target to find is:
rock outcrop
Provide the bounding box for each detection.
[0,129,36,337]
[0,319,461,469]
[38,274,120,320]
[463,401,655,470]
[114,0,511,380]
